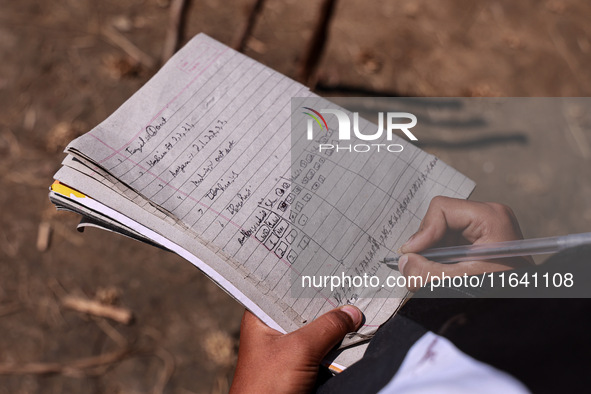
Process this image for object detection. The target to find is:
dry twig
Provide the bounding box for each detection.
[62,295,133,325]
[232,0,265,52]
[298,0,338,87]
[36,221,52,252]
[102,25,156,69]
[94,317,128,348]
[0,303,22,317]
[152,347,176,394]
[0,347,131,376]
[161,0,189,64]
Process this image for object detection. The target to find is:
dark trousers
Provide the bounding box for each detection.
[316,246,591,394]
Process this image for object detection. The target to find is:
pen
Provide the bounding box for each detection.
[381,232,591,267]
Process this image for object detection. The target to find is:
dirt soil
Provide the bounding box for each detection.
[1,0,591,393]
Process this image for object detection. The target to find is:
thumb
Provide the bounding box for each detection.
[288,306,363,362]
[399,253,494,292]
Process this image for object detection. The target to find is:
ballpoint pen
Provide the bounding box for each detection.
[381,232,591,267]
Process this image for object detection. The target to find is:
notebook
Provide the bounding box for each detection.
[49,33,474,371]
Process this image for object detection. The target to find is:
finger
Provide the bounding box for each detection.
[400,252,488,279]
[398,253,446,292]
[401,197,506,253]
[287,306,363,361]
[399,253,531,292]
[401,197,485,253]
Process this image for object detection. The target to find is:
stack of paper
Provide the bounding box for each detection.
[49,33,474,370]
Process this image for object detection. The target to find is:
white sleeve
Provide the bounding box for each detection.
[377,332,530,394]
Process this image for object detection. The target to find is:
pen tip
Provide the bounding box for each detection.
[381,257,400,270]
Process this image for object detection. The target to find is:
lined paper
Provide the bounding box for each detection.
[60,34,474,368]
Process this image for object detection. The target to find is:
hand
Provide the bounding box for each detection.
[399,196,533,292]
[230,306,363,394]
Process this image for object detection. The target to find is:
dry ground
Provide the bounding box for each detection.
[1,0,591,392]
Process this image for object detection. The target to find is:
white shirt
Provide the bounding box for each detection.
[378,332,530,394]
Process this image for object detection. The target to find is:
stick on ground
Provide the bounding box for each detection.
[0,347,130,376]
[161,0,189,64]
[62,295,133,325]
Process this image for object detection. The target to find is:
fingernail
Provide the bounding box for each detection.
[340,305,363,326]
[398,254,409,275]
[400,234,416,253]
